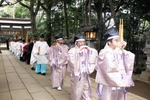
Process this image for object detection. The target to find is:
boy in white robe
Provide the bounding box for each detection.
[47,33,69,91]
[95,28,135,100]
[15,39,23,59]
[68,34,98,100]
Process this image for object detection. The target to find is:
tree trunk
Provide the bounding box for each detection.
[18,0,40,36]
[64,1,69,38]
[31,13,36,34]
[39,1,52,46]
[30,0,36,34]
[46,11,52,46]
[108,0,116,25]
[85,0,88,26]
[94,0,105,49]
[88,0,92,25]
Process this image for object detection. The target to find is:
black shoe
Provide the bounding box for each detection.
[31,67,35,70]
[41,73,46,75]
[27,63,30,65]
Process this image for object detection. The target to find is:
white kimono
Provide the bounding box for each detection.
[30,41,49,65]
[15,42,22,57]
[95,44,135,100]
[47,44,69,88]
[68,45,98,100]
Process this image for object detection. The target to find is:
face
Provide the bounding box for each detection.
[57,39,64,44]
[108,37,119,49]
[33,40,36,42]
[76,40,85,47]
[39,38,44,41]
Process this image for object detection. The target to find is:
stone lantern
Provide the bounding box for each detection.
[139,32,150,81]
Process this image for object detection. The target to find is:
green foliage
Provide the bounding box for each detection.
[1,0,150,47]
[0,6,13,17]
[1,0,150,68]
[15,3,30,18]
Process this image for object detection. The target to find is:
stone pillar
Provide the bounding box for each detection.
[139,32,150,81]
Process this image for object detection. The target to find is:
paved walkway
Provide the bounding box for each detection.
[0,50,149,100]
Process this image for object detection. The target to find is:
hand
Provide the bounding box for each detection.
[80,45,89,51]
[121,41,127,49]
[56,42,60,47]
[117,41,127,50]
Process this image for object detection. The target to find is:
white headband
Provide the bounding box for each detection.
[56,38,63,40]
[107,36,119,40]
[76,39,85,41]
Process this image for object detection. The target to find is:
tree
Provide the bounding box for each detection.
[15,3,30,18]
[17,0,40,34]
[39,0,54,46]
[0,0,18,7]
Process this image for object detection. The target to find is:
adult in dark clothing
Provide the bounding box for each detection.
[6,38,10,50]
[22,41,29,62]
[26,37,37,70]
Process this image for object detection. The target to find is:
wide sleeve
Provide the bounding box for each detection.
[57,45,69,65]
[87,48,98,74]
[95,49,126,87]
[47,47,56,66]
[30,43,38,65]
[123,50,135,86]
[47,45,68,67]
[67,48,80,76]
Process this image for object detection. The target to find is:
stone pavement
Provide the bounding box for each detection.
[0,50,149,100]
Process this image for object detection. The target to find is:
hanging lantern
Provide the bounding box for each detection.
[85,31,97,40]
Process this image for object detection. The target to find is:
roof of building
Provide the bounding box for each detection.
[0,18,32,36]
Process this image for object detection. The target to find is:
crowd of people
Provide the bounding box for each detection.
[7,28,135,100]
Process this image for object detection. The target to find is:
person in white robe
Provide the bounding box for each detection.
[68,34,98,100]
[95,28,135,100]
[30,34,49,75]
[20,39,27,61]
[9,39,15,53]
[11,39,18,55]
[15,39,23,59]
[47,33,69,91]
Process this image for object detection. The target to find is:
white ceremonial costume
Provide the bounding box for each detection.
[30,40,49,74]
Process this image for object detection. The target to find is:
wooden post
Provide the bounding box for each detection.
[119,19,124,41]
[25,32,28,43]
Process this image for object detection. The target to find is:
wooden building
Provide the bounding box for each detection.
[0,18,32,42]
